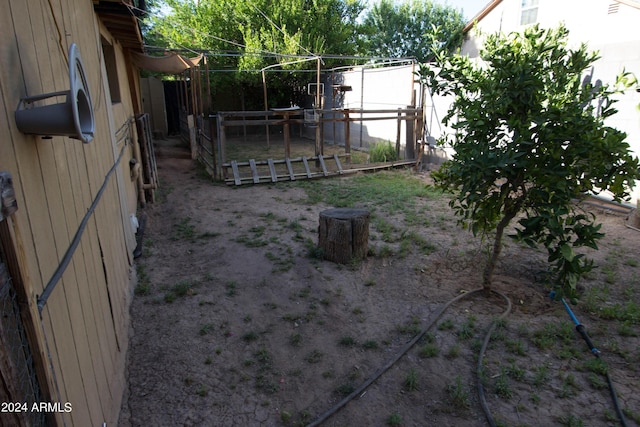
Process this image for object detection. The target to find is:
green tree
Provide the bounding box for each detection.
[142,0,365,108]
[421,25,639,298]
[360,0,465,62]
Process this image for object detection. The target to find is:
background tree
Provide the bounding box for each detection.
[421,25,639,298]
[360,0,465,62]
[141,0,365,109]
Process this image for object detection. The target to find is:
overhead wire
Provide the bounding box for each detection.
[127,3,413,69]
[126,3,299,59]
[248,3,316,57]
[141,46,416,63]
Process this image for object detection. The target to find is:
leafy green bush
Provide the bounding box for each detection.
[369,141,398,163]
[422,24,639,297]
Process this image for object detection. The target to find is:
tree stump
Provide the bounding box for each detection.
[318,208,370,263]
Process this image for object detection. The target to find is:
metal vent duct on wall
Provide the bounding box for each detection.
[15,43,95,144]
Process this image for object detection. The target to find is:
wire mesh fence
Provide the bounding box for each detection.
[0,259,46,426]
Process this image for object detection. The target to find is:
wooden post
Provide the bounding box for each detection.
[344,109,351,163]
[195,65,203,120]
[283,112,291,159]
[319,111,324,155]
[204,56,212,116]
[209,117,218,180]
[396,108,402,159]
[315,111,322,159]
[416,106,424,147]
[217,113,226,179]
[318,208,370,264]
[406,105,415,160]
[190,69,197,116]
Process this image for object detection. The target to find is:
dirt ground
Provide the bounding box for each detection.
[118,139,640,427]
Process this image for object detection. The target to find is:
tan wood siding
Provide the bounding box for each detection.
[1,0,141,424]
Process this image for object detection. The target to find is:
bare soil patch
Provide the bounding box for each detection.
[119,139,640,427]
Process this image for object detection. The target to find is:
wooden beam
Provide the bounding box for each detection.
[318,155,328,177]
[285,158,296,181]
[267,159,277,182]
[249,159,260,184]
[302,157,312,178]
[333,154,343,174]
[231,161,241,186]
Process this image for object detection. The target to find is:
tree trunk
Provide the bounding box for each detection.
[482,212,516,293]
[318,208,370,264]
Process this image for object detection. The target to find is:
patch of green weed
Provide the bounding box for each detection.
[397,316,421,336]
[305,350,324,364]
[173,279,195,297]
[446,375,470,408]
[404,368,419,391]
[338,336,357,347]
[226,281,238,297]
[334,383,355,396]
[494,370,512,399]
[173,217,195,240]
[418,343,439,358]
[363,340,379,350]
[386,412,403,427]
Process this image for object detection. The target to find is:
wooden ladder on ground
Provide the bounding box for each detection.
[222,154,417,186]
[223,154,350,185]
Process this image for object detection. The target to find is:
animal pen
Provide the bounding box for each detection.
[166,59,429,185]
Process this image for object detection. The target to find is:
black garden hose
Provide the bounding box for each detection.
[306,288,512,427]
[476,292,513,427]
[552,293,628,427]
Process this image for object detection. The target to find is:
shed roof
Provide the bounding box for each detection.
[94,0,144,51]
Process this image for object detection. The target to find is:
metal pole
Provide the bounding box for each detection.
[262,69,270,148]
[315,57,322,157]
[204,55,212,116]
[359,67,364,148]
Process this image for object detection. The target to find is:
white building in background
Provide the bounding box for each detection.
[319,63,421,153]
[459,0,640,203]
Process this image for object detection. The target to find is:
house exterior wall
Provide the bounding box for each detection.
[0,1,141,425]
[461,0,640,202]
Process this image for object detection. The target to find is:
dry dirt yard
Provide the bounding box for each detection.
[119,142,640,427]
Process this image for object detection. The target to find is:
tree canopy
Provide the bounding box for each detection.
[141,0,466,108]
[360,0,465,62]
[142,0,366,108]
[422,25,640,298]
